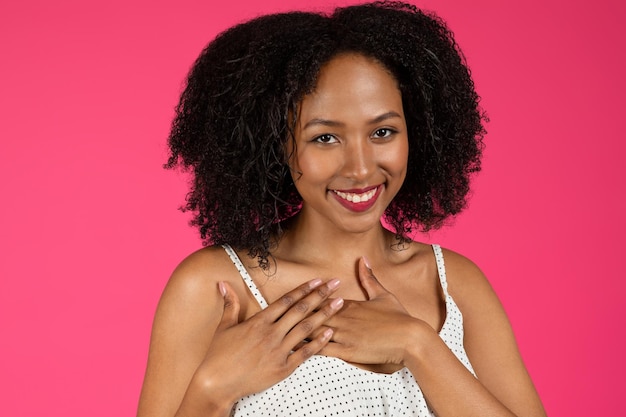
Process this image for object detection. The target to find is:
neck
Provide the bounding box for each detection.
[275,212,400,268]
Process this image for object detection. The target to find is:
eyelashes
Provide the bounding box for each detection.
[372,128,396,138]
[313,134,338,144]
[311,128,398,144]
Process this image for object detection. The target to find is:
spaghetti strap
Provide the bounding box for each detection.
[432,244,449,297]
[222,244,269,309]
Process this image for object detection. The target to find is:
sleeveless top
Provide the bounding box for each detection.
[222,244,476,417]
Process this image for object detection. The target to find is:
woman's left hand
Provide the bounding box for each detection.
[320,257,429,366]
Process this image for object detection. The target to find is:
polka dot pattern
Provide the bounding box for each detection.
[224,244,268,309]
[222,244,475,416]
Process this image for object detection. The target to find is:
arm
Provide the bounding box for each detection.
[435,249,546,416]
[321,255,546,417]
[137,249,343,417]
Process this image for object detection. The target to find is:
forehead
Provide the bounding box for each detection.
[298,53,403,122]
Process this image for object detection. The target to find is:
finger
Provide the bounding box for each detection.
[302,324,334,343]
[287,328,334,369]
[318,340,350,360]
[282,296,343,349]
[274,279,341,335]
[292,324,335,351]
[215,281,240,332]
[358,256,386,300]
[258,278,326,323]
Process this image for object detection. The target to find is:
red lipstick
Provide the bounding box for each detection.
[330,185,382,212]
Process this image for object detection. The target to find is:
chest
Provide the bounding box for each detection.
[236,260,446,339]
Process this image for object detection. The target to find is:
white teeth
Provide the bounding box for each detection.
[334,188,377,203]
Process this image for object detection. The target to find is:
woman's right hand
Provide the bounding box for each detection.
[175,278,343,416]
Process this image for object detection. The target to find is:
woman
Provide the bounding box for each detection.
[138,2,546,416]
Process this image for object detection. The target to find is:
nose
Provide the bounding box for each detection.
[341,138,374,182]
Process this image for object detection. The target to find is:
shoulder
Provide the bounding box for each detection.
[435,247,546,415]
[162,246,233,306]
[156,245,257,329]
[153,246,236,338]
[437,247,498,314]
[437,246,517,369]
[138,246,236,415]
[390,241,487,296]
[436,247,512,345]
[159,244,260,317]
[168,246,236,284]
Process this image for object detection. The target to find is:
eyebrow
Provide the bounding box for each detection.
[302,111,403,130]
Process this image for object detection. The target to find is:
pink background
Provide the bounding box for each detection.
[1,0,624,415]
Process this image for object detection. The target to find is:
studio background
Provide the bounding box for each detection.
[1,0,624,415]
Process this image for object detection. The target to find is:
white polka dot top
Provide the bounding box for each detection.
[222,244,476,416]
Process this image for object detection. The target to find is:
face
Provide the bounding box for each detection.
[289,53,409,233]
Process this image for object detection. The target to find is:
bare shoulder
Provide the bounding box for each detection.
[437,247,509,346]
[161,246,234,307]
[152,244,255,350]
[138,245,242,417]
[438,247,496,312]
[438,247,546,416]
[155,247,233,324]
[168,245,238,287]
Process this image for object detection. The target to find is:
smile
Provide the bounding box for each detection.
[333,188,377,203]
[330,185,382,212]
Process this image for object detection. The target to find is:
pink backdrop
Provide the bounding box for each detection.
[1,0,624,415]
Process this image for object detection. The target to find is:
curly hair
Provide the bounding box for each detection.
[166,1,486,267]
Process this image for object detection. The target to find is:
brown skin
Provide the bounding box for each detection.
[137,54,546,417]
[138,250,344,417]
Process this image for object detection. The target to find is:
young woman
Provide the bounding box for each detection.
[138,2,546,416]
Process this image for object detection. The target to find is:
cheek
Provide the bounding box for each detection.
[382,140,409,174]
[293,151,338,183]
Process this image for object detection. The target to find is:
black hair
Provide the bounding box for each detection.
[166,1,486,268]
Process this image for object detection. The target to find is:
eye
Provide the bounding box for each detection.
[313,134,338,144]
[372,128,395,139]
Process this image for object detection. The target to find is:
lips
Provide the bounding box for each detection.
[330,185,382,212]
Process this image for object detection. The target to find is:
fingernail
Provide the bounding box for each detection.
[323,328,333,340]
[218,281,227,297]
[327,279,341,290]
[309,278,323,289]
[363,256,372,269]
[330,298,344,309]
